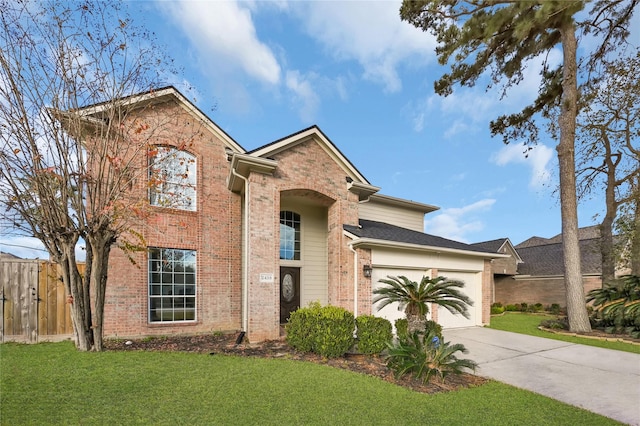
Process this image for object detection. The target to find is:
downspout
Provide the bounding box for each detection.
[347,240,358,318]
[231,168,249,334]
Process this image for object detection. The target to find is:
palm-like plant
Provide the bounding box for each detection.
[385,329,477,384]
[586,275,640,337]
[373,276,473,334]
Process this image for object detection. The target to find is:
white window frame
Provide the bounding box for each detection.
[148,248,197,323]
[149,146,197,211]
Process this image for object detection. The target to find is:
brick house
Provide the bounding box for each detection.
[82,87,504,342]
[487,226,615,306]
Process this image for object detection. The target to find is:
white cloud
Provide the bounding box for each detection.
[0,234,86,261]
[424,199,496,242]
[160,1,281,85]
[0,236,48,259]
[285,70,320,123]
[410,48,563,137]
[491,142,555,190]
[290,1,436,93]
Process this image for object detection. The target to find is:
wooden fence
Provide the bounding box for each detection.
[1,260,82,343]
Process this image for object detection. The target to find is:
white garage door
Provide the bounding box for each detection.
[436,271,480,329]
[371,268,480,330]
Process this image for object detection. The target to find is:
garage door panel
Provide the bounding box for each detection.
[437,271,479,329]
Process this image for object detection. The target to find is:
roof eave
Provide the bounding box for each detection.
[346,234,509,259]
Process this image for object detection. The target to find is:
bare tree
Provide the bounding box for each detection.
[576,52,640,283]
[0,0,194,350]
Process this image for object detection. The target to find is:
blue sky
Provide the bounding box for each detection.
[2,1,638,259]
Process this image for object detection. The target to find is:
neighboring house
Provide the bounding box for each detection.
[76,87,504,342]
[488,226,609,306]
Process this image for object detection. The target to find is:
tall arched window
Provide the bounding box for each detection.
[280,211,300,260]
[149,146,196,211]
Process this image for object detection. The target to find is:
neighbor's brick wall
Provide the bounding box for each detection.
[103,100,242,338]
[494,275,602,306]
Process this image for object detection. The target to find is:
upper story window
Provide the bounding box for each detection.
[149,146,196,211]
[280,211,301,260]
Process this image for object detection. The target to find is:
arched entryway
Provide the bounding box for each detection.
[279,190,334,323]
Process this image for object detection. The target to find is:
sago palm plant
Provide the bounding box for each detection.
[385,329,477,384]
[586,275,640,337]
[373,275,473,334]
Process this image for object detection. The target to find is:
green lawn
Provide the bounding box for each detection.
[0,342,621,425]
[489,312,640,354]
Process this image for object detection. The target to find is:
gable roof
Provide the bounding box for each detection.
[249,125,371,185]
[471,238,523,263]
[344,219,505,258]
[471,238,509,253]
[67,86,245,153]
[516,238,602,276]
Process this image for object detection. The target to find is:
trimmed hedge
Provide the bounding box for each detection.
[355,315,392,354]
[285,302,355,358]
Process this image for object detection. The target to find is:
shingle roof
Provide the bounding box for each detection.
[471,238,509,253]
[516,225,601,248]
[344,220,497,254]
[516,238,602,276]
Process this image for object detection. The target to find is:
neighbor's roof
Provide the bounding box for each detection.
[471,238,523,264]
[515,225,601,248]
[344,220,502,257]
[516,238,602,276]
[471,238,510,253]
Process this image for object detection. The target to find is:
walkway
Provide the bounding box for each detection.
[446,327,640,425]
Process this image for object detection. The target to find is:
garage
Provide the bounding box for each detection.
[371,267,481,330]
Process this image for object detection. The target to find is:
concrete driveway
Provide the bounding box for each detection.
[446,327,640,425]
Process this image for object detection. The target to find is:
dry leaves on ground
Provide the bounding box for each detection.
[104,333,488,394]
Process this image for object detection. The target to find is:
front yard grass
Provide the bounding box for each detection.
[489,312,640,354]
[0,342,621,425]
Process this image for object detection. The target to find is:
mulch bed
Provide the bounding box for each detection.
[104,333,488,394]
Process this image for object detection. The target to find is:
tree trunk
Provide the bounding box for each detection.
[406,313,426,335]
[600,136,617,285]
[87,231,115,352]
[558,24,591,332]
[59,242,94,351]
[631,181,640,276]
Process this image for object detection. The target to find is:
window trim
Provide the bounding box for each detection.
[148,145,197,211]
[280,211,301,261]
[148,247,197,323]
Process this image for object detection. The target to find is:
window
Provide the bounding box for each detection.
[149,146,196,211]
[280,211,300,260]
[149,248,196,322]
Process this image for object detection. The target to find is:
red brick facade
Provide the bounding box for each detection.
[96,88,496,341]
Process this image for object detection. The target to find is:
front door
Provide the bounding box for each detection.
[279,267,300,324]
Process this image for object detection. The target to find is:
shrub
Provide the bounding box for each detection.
[519,303,528,312]
[505,304,518,312]
[395,318,408,340]
[548,303,562,315]
[491,305,505,315]
[385,330,477,384]
[424,320,443,340]
[285,302,355,358]
[540,317,568,330]
[355,316,393,354]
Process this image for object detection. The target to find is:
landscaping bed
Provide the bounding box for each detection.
[104,333,487,394]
